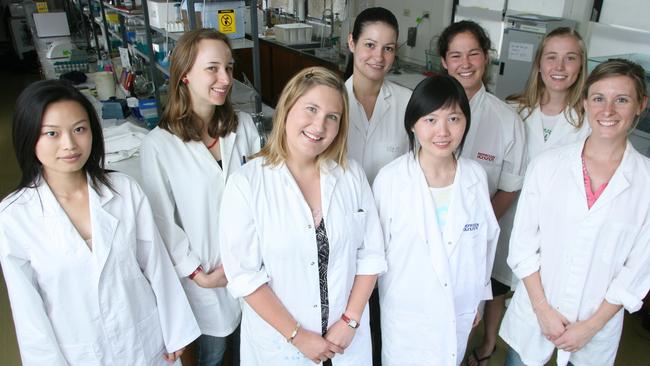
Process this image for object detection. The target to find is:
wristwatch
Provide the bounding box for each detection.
[341,314,359,329]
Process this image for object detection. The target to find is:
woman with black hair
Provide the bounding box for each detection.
[345,6,412,185]
[0,80,200,365]
[437,21,527,366]
[372,74,499,366]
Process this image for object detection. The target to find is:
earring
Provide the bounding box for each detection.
[182,77,189,85]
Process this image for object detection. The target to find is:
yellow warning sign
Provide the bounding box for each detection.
[218,9,236,34]
[35,2,49,12]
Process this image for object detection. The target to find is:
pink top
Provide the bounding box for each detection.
[582,155,609,209]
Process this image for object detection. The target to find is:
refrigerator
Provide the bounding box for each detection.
[494,13,576,100]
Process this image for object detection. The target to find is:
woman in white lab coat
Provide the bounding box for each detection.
[220,67,386,366]
[438,21,527,366]
[500,59,650,366]
[507,27,591,162]
[0,80,200,365]
[345,6,412,184]
[475,28,592,362]
[374,74,499,366]
[140,29,260,366]
[344,9,411,362]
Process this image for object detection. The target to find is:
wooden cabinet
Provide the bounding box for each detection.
[234,39,342,108]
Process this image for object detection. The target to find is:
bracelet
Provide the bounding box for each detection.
[287,322,301,343]
[189,265,204,280]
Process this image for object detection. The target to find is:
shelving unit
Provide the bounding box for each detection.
[71,0,264,117]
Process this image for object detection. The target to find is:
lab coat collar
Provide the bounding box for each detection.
[35,173,119,272]
[405,152,462,290]
[345,77,393,137]
[571,138,634,213]
[469,84,487,112]
[34,173,116,216]
[276,159,343,221]
[220,131,237,178]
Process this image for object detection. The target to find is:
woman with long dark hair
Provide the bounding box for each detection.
[0,80,199,365]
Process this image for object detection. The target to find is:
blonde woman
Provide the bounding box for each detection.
[472,28,592,363]
[500,59,650,365]
[140,29,260,366]
[220,67,386,365]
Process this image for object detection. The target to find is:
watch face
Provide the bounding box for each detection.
[348,319,359,329]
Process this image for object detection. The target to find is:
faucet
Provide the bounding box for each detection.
[321,0,334,46]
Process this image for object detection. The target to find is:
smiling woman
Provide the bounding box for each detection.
[1,80,200,365]
[220,67,386,365]
[139,28,261,366]
[499,59,650,366]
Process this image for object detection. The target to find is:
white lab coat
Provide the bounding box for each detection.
[220,158,387,365]
[0,172,200,365]
[373,154,499,366]
[499,140,650,366]
[345,77,412,184]
[460,85,527,196]
[139,111,260,337]
[492,106,591,286]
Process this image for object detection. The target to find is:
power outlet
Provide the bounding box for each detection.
[403,9,410,17]
[407,27,417,47]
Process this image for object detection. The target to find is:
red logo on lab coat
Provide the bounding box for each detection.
[476,152,496,162]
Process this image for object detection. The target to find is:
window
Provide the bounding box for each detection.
[308,0,346,21]
[265,0,347,21]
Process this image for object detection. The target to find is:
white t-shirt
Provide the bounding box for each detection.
[429,184,453,233]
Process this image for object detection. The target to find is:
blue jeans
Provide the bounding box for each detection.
[196,334,226,366]
[505,346,575,366]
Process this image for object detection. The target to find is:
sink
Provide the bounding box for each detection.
[288,42,323,49]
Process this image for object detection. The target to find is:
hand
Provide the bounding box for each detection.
[554,320,599,353]
[292,327,343,364]
[472,310,482,328]
[325,319,356,350]
[192,265,228,288]
[162,347,184,363]
[534,303,569,341]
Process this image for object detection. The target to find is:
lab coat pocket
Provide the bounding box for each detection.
[598,223,636,266]
[136,309,165,361]
[346,211,367,248]
[60,343,101,365]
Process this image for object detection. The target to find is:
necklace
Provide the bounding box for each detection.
[206,138,218,150]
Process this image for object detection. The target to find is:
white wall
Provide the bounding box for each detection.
[599,0,650,32]
[371,0,454,65]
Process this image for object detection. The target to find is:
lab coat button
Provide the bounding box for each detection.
[444,283,448,287]
[310,261,315,266]
[447,241,452,245]
[313,304,318,308]
[307,224,312,229]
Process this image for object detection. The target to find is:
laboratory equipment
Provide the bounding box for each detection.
[494,13,575,100]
